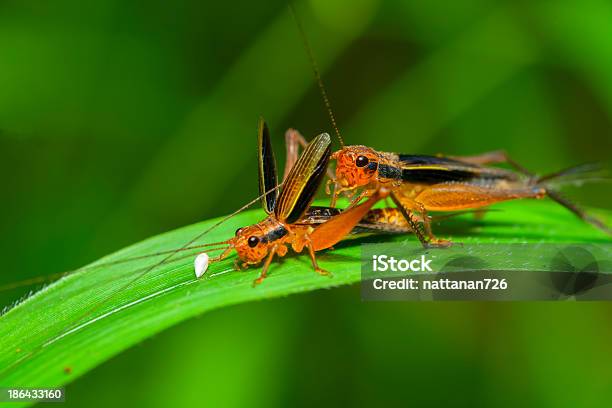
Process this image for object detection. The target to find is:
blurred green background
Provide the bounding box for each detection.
[1,0,611,406]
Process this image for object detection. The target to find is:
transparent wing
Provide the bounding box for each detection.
[275,133,331,224]
[258,118,278,214]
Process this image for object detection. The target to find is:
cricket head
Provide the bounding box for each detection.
[332,145,380,189]
[195,224,270,278]
[231,224,271,265]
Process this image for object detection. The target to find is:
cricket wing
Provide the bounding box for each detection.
[397,154,518,184]
[275,133,331,224]
[258,118,278,214]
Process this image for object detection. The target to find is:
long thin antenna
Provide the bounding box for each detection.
[69,183,283,324]
[0,183,285,377]
[0,242,231,293]
[289,3,344,147]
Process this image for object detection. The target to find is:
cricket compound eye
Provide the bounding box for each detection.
[248,236,260,248]
[355,155,369,167]
[235,227,244,236]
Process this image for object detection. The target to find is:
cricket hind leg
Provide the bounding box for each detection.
[308,187,390,251]
[306,240,332,277]
[286,188,400,276]
[283,128,336,182]
[446,152,611,234]
[470,154,611,235]
[389,192,452,248]
[445,150,533,176]
[414,183,545,212]
[393,183,548,246]
[284,127,352,208]
[441,151,535,221]
[419,205,453,248]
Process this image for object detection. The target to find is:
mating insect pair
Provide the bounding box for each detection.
[1,121,459,293]
[196,115,610,286]
[5,6,609,293]
[198,119,413,285]
[190,3,612,284]
[3,4,610,295]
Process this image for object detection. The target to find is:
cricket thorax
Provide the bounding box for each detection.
[374,152,405,186]
[233,218,290,265]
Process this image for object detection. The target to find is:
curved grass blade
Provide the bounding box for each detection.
[0,200,610,394]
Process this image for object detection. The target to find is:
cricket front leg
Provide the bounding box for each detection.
[194,246,236,279]
[329,184,360,208]
[253,245,278,287]
[207,246,235,264]
[331,188,369,209]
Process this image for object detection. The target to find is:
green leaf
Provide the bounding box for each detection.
[0,199,610,397]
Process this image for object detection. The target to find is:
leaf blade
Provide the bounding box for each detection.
[0,199,609,391]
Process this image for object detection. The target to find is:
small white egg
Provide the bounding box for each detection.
[194,253,209,278]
